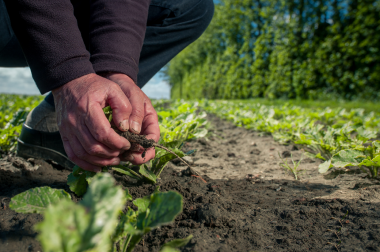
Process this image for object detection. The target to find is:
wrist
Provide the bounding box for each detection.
[51,73,96,97]
[100,72,134,83]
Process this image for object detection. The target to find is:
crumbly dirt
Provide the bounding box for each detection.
[1,113,380,252]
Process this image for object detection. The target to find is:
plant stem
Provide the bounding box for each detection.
[122,235,132,252]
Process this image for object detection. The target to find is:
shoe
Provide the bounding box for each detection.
[16,100,75,170]
[17,124,75,170]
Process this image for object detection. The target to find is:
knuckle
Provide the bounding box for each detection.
[76,150,87,159]
[93,128,108,143]
[66,115,77,127]
[87,145,103,156]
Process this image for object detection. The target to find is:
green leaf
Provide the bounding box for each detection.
[67,165,96,196]
[138,191,183,232]
[35,173,126,252]
[315,153,326,161]
[192,128,208,138]
[356,127,377,141]
[102,106,112,114]
[112,164,142,179]
[112,167,141,180]
[139,165,157,183]
[161,235,193,249]
[133,197,150,213]
[331,149,365,168]
[160,247,180,252]
[318,159,332,173]
[125,188,133,202]
[152,149,185,176]
[35,199,88,252]
[9,187,71,214]
[359,155,380,167]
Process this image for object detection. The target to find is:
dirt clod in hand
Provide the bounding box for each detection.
[113,127,200,176]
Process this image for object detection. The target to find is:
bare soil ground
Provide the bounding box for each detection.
[1,113,380,252]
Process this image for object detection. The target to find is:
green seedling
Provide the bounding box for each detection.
[320,141,380,178]
[10,173,191,252]
[278,152,304,180]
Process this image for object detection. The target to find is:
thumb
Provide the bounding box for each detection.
[106,86,132,131]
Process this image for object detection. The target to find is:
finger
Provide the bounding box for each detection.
[125,89,145,134]
[120,148,155,165]
[85,103,131,151]
[107,86,133,131]
[69,134,121,168]
[75,123,121,158]
[62,134,102,172]
[140,99,160,143]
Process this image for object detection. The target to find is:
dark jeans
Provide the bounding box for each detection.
[0,0,214,106]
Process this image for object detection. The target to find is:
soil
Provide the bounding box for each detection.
[1,113,380,252]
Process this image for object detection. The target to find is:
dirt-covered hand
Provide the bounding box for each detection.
[102,73,160,164]
[52,73,132,172]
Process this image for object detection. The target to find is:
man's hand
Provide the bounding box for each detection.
[52,73,133,172]
[103,73,160,164]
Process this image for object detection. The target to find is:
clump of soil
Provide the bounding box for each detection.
[114,128,194,171]
[1,114,380,252]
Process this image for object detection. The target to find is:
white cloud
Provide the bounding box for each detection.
[0,67,40,95]
[141,75,171,100]
[0,67,171,99]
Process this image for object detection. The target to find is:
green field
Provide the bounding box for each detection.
[2,93,380,251]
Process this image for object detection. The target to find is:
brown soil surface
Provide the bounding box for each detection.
[1,113,380,252]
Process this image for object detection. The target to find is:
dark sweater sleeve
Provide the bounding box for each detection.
[89,0,150,84]
[4,0,95,94]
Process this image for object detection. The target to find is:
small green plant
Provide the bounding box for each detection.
[10,173,191,252]
[0,94,43,152]
[319,141,380,178]
[278,152,304,180]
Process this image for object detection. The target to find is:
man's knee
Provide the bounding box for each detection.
[187,0,215,41]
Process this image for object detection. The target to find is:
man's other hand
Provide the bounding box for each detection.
[103,73,160,165]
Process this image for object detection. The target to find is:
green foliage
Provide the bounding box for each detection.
[67,165,108,196]
[160,235,193,251]
[10,173,187,252]
[9,186,71,214]
[166,0,380,101]
[114,191,183,252]
[0,94,43,152]
[325,141,380,177]
[200,99,380,177]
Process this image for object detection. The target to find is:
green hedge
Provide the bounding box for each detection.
[166,0,380,100]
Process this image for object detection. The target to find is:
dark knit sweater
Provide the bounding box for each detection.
[4,0,150,94]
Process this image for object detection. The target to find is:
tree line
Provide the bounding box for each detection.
[165,0,380,100]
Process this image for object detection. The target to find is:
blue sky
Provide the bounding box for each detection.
[0,67,170,99]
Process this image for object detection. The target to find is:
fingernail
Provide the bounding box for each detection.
[120,119,129,131]
[112,159,120,166]
[131,121,141,133]
[122,145,130,151]
[125,154,134,161]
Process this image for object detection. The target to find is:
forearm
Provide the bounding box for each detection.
[89,0,151,84]
[4,0,95,94]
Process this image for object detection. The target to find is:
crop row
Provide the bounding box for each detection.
[199,100,380,178]
[4,97,207,252]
